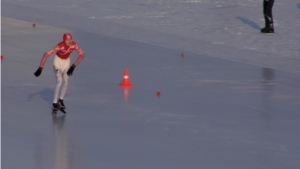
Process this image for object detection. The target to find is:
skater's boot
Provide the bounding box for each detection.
[261,24,274,33]
[52,103,58,111]
[58,99,66,109]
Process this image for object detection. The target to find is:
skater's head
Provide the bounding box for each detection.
[63,33,73,46]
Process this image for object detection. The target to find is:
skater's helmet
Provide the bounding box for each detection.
[63,33,72,41]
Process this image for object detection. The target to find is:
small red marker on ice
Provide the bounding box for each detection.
[33,23,36,28]
[181,53,184,58]
[156,91,161,97]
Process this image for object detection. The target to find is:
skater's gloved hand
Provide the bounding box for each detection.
[67,64,76,76]
[34,67,43,77]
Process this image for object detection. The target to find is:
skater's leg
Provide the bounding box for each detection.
[59,58,70,100]
[52,66,62,112]
[263,0,269,27]
[59,71,69,100]
[53,55,65,103]
[264,0,274,28]
[261,0,274,33]
[53,66,63,103]
[267,0,274,28]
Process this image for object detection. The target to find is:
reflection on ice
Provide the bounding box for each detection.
[262,68,275,85]
[121,86,131,101]
[53,115,70,169]
[261,68,275,120]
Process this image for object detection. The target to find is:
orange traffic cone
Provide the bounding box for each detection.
[119,69,133,86]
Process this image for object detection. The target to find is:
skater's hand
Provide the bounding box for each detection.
[34,67,43,77]
[67,64,76,76]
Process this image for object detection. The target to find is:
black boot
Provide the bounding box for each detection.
[52,103,58,112]
[58,99,66,109]
[261,27,274,33]
[261,24,274,33]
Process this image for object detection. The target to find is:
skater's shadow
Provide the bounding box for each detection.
[236,16,260,30]
[297,3,300,9]
[27,88,53,103]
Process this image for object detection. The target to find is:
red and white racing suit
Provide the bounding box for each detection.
[40,41,85,103]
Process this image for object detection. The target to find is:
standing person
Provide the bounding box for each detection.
[261,0,275,33]
[34,33,85,112]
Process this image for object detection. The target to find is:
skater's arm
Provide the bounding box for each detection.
[39,45,60,67]
[73,43,85,66]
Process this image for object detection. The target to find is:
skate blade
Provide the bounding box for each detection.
[58,107,66,114]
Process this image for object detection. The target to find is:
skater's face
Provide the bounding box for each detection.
[64,38,72,46]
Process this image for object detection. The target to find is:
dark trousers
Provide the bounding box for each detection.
[263,0,274,28]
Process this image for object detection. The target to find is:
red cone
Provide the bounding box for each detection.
[119,69,133,86]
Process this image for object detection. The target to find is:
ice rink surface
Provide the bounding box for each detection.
[2,17,300,169]
[1,0,300,169]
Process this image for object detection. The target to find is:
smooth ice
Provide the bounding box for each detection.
[2,1,300,168]
[2,17,300,169]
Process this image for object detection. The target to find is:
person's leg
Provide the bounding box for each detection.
[265,0,274,28]
[263,0,269,28]
[52,64,63,111]
[261,0,274,33]
[53,55,64,104]
[59,69,69,101]
[59,58,70,100]
[57,58,70,109]
[53,65,63,103]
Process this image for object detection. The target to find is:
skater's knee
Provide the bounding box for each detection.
[56,77,63,86]
[62,80,68,85]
